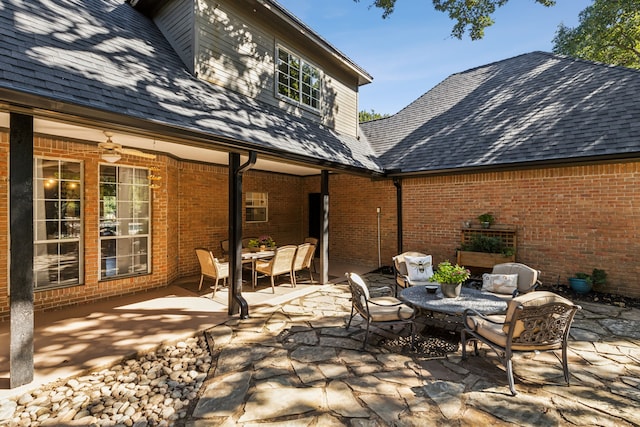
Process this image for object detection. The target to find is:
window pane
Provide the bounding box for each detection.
[33,158,83,290]
[99,164,151,279]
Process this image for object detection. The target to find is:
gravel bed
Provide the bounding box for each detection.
[1,335,211,427]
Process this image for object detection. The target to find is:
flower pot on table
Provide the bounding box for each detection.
[441,283,462,298]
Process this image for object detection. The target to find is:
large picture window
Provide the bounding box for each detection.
[99,165,151,279]
[33,158,83,290]
[276,46,321,110]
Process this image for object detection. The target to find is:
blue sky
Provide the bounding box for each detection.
[277,0,592,115]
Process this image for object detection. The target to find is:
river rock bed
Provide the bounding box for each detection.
[1,335,211,426]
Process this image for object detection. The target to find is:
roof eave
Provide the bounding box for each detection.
[0,88,384,177]
[386,155,640,178]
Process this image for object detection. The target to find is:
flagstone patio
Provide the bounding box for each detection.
[1,272,639,426]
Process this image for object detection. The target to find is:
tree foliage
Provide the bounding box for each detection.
[355,0,555,40]
[359,109,390,122]
[552,0,640,69]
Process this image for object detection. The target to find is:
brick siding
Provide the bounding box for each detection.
[1,132,638,321]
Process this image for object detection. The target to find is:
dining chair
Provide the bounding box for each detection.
[304,237,318,272]
[195,248,229,296]
[461,291,581,395]
[254,245,297,293]
[292,242,315,286]
[392,251,433,296]
[345,272,415,349]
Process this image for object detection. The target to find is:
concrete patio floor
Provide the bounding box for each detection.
[0,259,373,402]
[1,267,639,425]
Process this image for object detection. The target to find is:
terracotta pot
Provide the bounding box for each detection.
[441,282,462,298]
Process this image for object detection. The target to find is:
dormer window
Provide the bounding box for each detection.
[276,46,321,111]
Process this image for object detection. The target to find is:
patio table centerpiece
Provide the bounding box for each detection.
[249,235,275,251]
[430,261,471,298]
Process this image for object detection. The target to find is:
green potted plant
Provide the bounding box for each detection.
[591,268,607,291]
[431,261,471,298]
[477,212,495,229]
[457,234,516,268]
[568,272,592,294]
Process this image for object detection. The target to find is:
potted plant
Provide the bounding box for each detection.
[568,272,592,294]
[477,212,495,229]
[591,268,607,291]
[431,261,471,298]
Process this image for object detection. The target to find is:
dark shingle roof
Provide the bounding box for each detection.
[361,52,640,174]
[0,0,383,173]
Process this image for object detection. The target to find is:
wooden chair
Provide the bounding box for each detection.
[345,272,415,349]
[461,291,581,395]
[255,245,297,293]
[292,242,315,286]
[195,248,229,296]
[304,237,318,272]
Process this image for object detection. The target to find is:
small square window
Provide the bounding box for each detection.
[246,192,268,223]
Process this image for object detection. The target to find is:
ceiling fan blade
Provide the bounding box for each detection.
[118,147,157,159]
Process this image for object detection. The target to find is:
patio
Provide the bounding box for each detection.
[1,271,639,425]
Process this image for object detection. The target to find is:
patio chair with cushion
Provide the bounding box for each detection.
[292,242,315,286]
[345,272,416,349]
[255,244,297,293]
[461,291,581,395]
[195,248,229,296]
[392,251,435,296]
[482,262,541,298]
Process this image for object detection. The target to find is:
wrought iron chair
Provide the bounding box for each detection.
[489,262,541,297]
[195,248,229,296]
[461,291,581,395]
[345,272,416,349]
[392,251,433,296]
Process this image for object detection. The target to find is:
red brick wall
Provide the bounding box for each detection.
[1,130,638,321]
[176,165,307,277]
[0,134,174,321]
[328,163,640,298]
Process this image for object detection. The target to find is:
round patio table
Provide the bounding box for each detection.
[400,285,508,316]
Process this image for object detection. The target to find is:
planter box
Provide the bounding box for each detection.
[456,250,515,269]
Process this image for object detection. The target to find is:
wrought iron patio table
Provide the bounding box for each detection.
[400,285,507,321]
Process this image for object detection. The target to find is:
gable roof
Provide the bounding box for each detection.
[0,0,383,175]
[361,51,640,175]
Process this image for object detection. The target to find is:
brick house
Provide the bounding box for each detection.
[1,0,640,386]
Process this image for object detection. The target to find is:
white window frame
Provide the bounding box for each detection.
[99,164,151,280]
[275,44,322,111]
[246,192,268,223]
[33,157,83,290]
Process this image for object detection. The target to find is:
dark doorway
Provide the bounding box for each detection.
[308,193,321,256]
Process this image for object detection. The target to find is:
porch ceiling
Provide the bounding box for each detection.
[0,112,322,176]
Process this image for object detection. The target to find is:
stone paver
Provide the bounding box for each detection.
[2,276,639,426]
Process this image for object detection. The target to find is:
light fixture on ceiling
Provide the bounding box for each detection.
[101,151,121,163]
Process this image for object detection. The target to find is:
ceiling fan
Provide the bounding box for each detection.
[99,131,157,163]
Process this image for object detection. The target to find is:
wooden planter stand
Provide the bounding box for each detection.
[457,225,517,269]
[457,250,515,269]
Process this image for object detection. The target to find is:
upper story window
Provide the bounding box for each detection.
[33,158,83,290]
[246,192,268,223]
[276,46,321,111]
[99,165,151,279]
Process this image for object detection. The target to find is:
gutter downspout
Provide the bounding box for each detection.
[393,178,402,255]
[229,151,256,318]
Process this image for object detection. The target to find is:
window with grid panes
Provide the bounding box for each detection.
[33,158,83,290]
[246,192,268,223]
[276,46,321,110]
[99,165,151,279]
